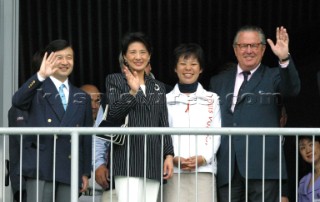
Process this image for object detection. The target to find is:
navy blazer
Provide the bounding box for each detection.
[209,58,300,187]
[8,106,28,197]
[12,74,93,187]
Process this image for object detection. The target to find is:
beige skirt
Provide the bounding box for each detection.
[163,173,217,202]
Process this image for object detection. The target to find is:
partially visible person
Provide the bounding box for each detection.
[8,107,28,202]
[145,62,154,79]
[80,84,104,126]
[164,43,221,202]
[103,32,174,202]
[280,106,288,128]
[80,84,118,202]
[298,136,320,201]
[11,39,93,202]
[209,25,300,202]
[8,50,44,202]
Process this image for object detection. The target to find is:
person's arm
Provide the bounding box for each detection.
[80,93,94,190]
[159,91,174,179]
[267,26,300,96]
[105,74,137,123]
[203,94,222,165]
[12,52,58,110]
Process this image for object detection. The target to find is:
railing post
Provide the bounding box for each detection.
[71,131,79,202]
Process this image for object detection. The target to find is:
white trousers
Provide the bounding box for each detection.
[101,189,118,202]
[115,176,159,202]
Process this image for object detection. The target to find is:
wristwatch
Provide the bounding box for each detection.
[280,53,290,62]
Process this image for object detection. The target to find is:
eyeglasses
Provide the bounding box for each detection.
[235,43,265,51]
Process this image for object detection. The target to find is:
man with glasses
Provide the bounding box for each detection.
[209,25,300,202]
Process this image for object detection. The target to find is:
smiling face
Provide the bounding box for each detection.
[233,31,266,71]
[299,138,320,165]
[175,55,202,84]
[124,42,150,73]
[52,47,74,82]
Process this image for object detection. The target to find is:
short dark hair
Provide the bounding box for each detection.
[30,50,44,73]
[44,39,72,54]
[121,32,153,56]
[173,43,205,70]
[299,135,320,143]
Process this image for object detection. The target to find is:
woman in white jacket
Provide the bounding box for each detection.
[164,43,221,202]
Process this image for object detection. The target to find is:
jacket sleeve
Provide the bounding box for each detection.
[105,74,137,122]
[278,57,301,96]
[12,74,43,110]
[159,90,174,157]
[81,93,93,177]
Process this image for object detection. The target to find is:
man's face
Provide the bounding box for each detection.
[233,31,266,71]
[52,47,74,82]
[90,93,101,120]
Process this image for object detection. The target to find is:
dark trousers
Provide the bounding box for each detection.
[218,163,280,202]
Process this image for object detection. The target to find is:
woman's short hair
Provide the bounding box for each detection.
[173,43,205,70]
[299,135,320,143]
[121,32,153,56]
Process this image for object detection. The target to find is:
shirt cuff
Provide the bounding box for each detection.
[279,60,289,68]
[37,72,46,81]
[95,161,107,171]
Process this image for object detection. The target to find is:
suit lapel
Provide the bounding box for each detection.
[226,69,237,112]
[144,76,162,110]
[43,79,65,121]
[237,64,264,104]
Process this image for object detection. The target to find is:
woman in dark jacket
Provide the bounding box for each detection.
[104,32,174,202]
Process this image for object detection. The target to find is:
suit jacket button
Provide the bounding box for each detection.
[48,119,52,123]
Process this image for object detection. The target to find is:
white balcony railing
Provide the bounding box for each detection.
[1,127,320,202]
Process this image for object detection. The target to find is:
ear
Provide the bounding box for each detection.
[200,68,203,74]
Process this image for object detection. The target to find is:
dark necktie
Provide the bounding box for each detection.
[237,71,251,102]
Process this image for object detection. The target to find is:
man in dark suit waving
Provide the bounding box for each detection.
[209,26,300,202]
[11,40,93,202]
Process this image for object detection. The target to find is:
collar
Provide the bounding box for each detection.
[237,63,260,76]
[50,76,69,91]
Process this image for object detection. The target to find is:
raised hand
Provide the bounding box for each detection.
[267,26,290,61]
[123,66,140,96]
[38,52,58,78]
